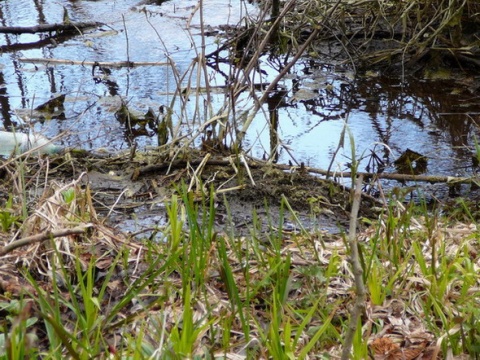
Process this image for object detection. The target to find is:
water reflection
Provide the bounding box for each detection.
[266,85,288,163]
[256,59,480,179]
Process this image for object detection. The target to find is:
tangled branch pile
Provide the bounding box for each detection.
[277,0,480,72]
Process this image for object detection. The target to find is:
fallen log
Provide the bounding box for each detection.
[0,21,102,34]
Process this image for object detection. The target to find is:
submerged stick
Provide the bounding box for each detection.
[19,58,170,68]
[0,22,102,34]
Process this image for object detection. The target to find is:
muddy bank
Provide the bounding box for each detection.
[0,149,381,238]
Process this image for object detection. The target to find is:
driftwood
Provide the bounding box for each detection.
[19,58,170,68]
[0,21,102,35]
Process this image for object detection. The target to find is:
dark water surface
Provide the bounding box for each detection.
[1,0,480,187]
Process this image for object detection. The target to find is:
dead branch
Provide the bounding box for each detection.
[19,58,170,68]
[0,21,102,34]
[278,164,474,185]
[0,225,92,256]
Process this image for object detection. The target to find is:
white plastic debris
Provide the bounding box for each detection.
[0,131,61,157]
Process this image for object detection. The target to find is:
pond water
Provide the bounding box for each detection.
[0,0,479,175]
[0,0,258,149]
[2,1,480,201]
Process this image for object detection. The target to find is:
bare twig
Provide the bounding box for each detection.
[234,0,344,147]
[0,225,92,256]
[341,175,366,360]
